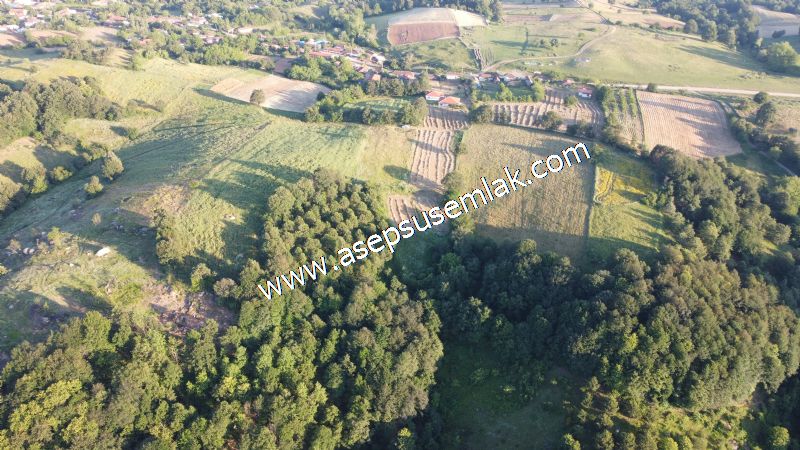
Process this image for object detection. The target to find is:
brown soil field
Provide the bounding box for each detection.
[0,33,24,47]
[210,74,329,113]
[637,91,742,158]
[424,105,468,130]
[491,89,604,133]
[388,22,460,45]
[754,6,800,37]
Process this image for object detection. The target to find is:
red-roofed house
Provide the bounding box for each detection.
[577,87,594,99]
[425,90,445,102]
[438,96,462,108]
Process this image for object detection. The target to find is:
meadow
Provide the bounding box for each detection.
[458,124,594,260]
[0,54,413,350]
[511,27,800,93]
[588,149,671,260]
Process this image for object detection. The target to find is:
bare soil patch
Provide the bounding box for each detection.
[211,74,329,113]
[80,26,123,44]
[637,91,741,158]
[389,22,460,45]
[0,33,24,47]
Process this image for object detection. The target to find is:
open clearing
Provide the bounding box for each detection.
[211,74,329,113]
[589,149,670,260]
[754,6,800,37]
[369,7,486,45]
[491,88,604,133]
[458,125,594,259]
[637,91,741,158]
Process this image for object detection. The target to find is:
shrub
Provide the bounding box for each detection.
[84,176,104,197]
[102,151,124,180]
[49,166,73,182]
[249,89,266,105]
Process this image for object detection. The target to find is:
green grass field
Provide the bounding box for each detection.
[458,124,594,260]
[588,149,671,261]
[506,27,800,92]
[462,10,604,67]
[391,38,478,72]
[0,54,413,351]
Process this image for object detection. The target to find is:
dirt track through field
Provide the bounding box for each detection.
[387,106,468,225]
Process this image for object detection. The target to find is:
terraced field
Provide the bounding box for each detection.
[491,89,604,132]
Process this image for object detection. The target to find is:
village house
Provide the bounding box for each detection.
[393,70,417,80]
[577,87,594,99]
[438,96,462,108]
[425,90,445,102]
[444,73,460,81]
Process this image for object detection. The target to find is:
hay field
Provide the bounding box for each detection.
[458,124,594,259]
[637,91,741,158]
[754,6,800,37]
[211,74,329,113]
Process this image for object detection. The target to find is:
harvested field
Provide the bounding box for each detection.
[389,22,460,45]
[491,89,604,133]
[211,74,329,113]
[754,6,800,37]
[424,106,468,130]
[80,26,123,44]
[409,129,456,190]
[637,91,741,158]
[0,33,24,47]
[387,191,440,225]
[381,7,487,45]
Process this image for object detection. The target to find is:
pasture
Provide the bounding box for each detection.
[637,91,741,158]
[210,73,329,113]
[462,9,604,67]
[393,38,478,71]
[458,125,594,260]
[0,55,413,350]
[502,27,800,93]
